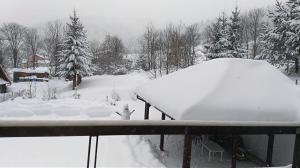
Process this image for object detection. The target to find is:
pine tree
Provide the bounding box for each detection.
[228,7,246,58]
[286,0,300,73]
[261,0,300,73]
[206,13,231,59]
[58,10,93,89]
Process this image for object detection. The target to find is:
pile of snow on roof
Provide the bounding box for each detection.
[136,58,300,121]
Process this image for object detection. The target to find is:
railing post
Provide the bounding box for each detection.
[160,113,166,151]
[94,136,99,168]
[182,127,192,168]
[266,134,274,167]
[87,136,92,168]
[144,102,150,120]
[292,129,300,168]
[231,135,238,168]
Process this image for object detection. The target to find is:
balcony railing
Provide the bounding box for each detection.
[0,120,299,168]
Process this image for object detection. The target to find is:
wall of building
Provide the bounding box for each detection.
[242,135,295,166]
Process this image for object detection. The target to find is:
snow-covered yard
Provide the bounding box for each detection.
[0,72,167,167]
[0,70,293,168]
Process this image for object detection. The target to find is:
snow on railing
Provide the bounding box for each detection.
[0,120,299,168]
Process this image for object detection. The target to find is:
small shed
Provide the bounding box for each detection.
[13,67,49,82]
[0,65,11,93]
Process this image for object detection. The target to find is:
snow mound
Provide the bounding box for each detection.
[136,58,300,121]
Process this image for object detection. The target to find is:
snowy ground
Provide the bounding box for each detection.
[0,71,292,167]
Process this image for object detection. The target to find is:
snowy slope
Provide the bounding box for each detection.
[136,58,300,121]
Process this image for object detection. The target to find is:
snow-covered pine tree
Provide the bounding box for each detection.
[206,13,232,59]
[285,0,300,73]
[261,0,300,73]
[228,7,246,58]
[58,10,93,89]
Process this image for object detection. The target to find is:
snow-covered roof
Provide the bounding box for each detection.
[0,65,11,84]
[0,78,9,85]
[136,58,300,122]
[12,67,50,73]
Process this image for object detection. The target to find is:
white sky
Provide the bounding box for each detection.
[0,0,284,44]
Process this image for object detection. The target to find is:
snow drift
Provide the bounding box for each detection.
[136,58,300,121]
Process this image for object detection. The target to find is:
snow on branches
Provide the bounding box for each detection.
[58,10,93,84]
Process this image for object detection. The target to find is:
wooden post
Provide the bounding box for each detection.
[87,136,92,168]
[266,134,274,167]
[160,113,166,151]
[231,135,237,168]
[94,136,99,168]
[182,128,192,168]
[144,102,150,120]
[292,129,300,168]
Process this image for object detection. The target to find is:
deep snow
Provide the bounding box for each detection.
[0,72,165,167]
[0,69,293,168]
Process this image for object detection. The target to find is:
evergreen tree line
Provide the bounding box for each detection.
[203,7,266,60]
[137,7,269,77]
[205,0,300,74]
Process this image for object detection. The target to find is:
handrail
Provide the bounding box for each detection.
[0,119,300,127]
[0,119,299,168]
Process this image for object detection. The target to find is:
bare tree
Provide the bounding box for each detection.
[24,28,40,69]
[240,13,251,58]
[248,8,265,58]
[0,36,4,65]
[184,23,201,66]
[43,20,64,76]
[1,23,24,68]
[94,34,126,74]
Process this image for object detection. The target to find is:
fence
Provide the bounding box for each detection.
[0,120,299,168]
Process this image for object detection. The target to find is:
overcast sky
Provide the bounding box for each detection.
[0,0,284,45]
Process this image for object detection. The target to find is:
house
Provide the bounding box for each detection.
[22,54,50,68]
[0,65,11,93]
[136,58,300,166]
[13,67,50,82]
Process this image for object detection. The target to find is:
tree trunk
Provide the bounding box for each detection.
[0,50,3,65]
[295,57,299,74]
[33,54,36,69]
[13,48,18,68]
[72,74,76,90]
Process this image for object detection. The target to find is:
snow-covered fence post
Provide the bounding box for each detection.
[266,134,274,167]
[182,127,192,168]
[160,113,166,151]
[144,102,150,120]
[292,129,300,168]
